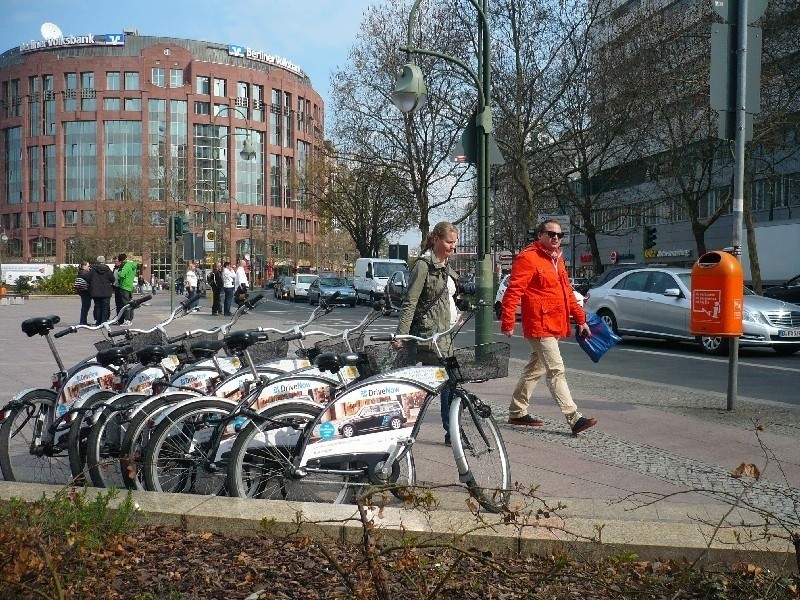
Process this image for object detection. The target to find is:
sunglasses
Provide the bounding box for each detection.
[543,230,564,239]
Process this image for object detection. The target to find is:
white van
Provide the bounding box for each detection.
[352,258,407,304]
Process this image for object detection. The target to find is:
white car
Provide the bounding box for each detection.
[288,274,317,302]
[583,267,800,355]
[494,274,584,319]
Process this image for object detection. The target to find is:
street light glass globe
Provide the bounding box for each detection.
[392,63,427,113]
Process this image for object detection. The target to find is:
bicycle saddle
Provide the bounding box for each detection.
[190,339,226,359]
[137,343,183,365]
[21,315,61,337]
[223,330,269,354]
[96,345,134,367]
[315,352,362,373]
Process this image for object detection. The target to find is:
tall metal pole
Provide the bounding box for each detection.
[169,213,176,312]
[212,129,219,267]
[727,0,750,411]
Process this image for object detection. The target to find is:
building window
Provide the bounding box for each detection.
[106,211,116,223]
[63,210,78,226]
[214,78,227,97]
[270,89,281,146]
[43,75,55,135]
[64,73,77,111]
[124,71,140,90]
[150,211,167,226]
[28,76,40,137]
[283,92,292,147]
[252,84,264,122]
[80,72,96,111]
[170,68,183,88]
[284,216,292,231]
[105,121,143,201]
[270,216,281,232]
[28,211,40,227]
[82,210,96,225]
[106,71,121,90]
[43,211,56,226]
[152,67,165,87]
[104,97,120,110]
[194,101,210,115]
[270,154,281,207]
[43,145,56,201]
[196,76,210,95]
[28,147,40,203]
[124,98,142,111]
[64,121,97,201]
[4,127,23,205]
[11,213,22,228]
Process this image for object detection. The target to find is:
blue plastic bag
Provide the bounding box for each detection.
[576,312,621,363]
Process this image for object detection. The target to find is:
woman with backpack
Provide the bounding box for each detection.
[393,221,460,446]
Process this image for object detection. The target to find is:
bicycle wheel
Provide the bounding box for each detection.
[0,390,74,485]
[142,398,233,495]
[451,391,510,513]
[227,401,415,504]
[118,392,198,490]
[67,390,115,481]
[86,394,145,489]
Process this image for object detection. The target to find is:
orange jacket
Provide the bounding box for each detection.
[500,242,585,338]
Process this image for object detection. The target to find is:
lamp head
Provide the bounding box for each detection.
[240,137,257,160]
[392,63,427,113]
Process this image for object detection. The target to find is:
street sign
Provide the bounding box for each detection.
[204,229,215,252]
[712,0,768,24]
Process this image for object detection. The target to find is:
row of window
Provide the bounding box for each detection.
[1,209,316,234]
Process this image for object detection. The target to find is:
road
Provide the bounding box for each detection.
[256,295,800,406]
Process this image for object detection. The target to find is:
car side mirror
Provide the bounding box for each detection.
[663,288,682,298]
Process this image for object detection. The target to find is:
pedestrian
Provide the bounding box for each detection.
[87,255,115,325]
[234,258,249,307]
[222,261,236,316]
[111,255,122,317]
[207,262,224,315]
[393,221,460,446]
[115,253,137,325]
[184,261,199,309]
[175,275,184,296]
[74,261,91,325]
[150,273,158,296]
[500,218,597,437]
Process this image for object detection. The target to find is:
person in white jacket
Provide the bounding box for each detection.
[234,259,249,306]
[222,261,236,316]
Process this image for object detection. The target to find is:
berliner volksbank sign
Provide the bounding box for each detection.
[227,44,304,77]
[20,33,125,53]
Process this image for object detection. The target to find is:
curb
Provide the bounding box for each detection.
[2,481,796,573]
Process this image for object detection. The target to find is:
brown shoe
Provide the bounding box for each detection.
[571,416,597,436]
[507,415,544,427]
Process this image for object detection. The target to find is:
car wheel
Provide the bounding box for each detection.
[350,301,356,308]
[389,417,402,430]
[341,424,355,438]
[309,295,316,306]
[597,309,619,335]
[494,302,502,319]
[699,336,729,355]
[773,344,800,356]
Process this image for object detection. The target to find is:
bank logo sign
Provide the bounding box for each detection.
[20,33,126,53]
[227,44,304,77]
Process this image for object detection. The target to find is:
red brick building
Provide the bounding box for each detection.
[0,29,323,281]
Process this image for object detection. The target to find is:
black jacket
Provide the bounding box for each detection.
[87,264,115,298]
[207,270,224,290]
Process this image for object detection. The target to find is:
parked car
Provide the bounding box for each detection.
[288,273,317,302]
[583,267,800,355]
[385,269,412,312]
[458,273,476,295]
[337,400,407,438]
[494,274,584,319]
[576,263,649,296]
[308,275,357,307]
[274,275,293,299]
[763,273,800,304]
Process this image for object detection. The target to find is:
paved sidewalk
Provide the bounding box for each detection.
[1,294,798,567]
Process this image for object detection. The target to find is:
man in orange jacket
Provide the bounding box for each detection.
[500,219,597,436]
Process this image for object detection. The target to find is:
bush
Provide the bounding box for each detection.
[12,275,33,295]
[39,265,79,295]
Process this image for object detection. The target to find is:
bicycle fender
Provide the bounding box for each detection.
[58,364,116,410]
[148,394,236,430]
[124,365,166,394]
[252,374,339,413]
[1,388,56,421]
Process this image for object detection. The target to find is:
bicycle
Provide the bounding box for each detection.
[0,294,153,484]
[225,301,512,512]
[140,298,388,496]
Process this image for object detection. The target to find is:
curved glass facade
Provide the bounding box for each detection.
[0,32,323,282]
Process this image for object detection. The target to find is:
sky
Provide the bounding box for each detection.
[0,0,429,248]
[0,0,379,110]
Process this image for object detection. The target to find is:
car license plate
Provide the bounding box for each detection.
[778,329,800,338]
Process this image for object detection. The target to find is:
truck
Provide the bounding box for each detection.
[1,263,54,288]
[740,220,800,287]
[352,257,407,304]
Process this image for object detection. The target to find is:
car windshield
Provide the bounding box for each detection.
[320,277,347,287]
[373,262,404,277]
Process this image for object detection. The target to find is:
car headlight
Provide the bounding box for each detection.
[377,284,385,292]
[742,307,769,325]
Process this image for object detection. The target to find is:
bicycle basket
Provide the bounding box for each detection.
[452,342,510,383]
[94,339,113,352]
[314,333,365,354]
[360,342,418,377]
[94,330,167,352]
[248,339,290,364]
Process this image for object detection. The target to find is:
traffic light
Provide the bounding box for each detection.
[644,226,658,250]
[169,214,191,242]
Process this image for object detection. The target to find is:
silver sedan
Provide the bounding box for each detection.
[584,267,800,355]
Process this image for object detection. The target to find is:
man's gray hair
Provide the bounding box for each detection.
[97,255,106,263]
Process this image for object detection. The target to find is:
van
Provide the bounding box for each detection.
[352,258,407,304]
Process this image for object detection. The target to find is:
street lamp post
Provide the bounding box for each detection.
[392,0,494,347]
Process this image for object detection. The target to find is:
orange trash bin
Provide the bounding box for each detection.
[690,251,743,336]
